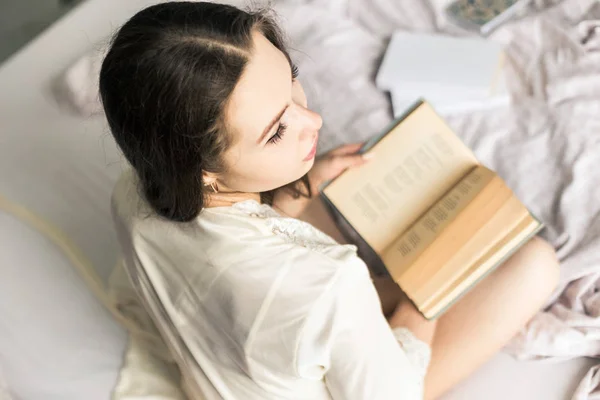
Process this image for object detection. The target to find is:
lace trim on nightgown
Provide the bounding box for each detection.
[392,327,432,377]
[231,199,355,253]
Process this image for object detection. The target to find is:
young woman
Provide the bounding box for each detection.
[100,2,559,399]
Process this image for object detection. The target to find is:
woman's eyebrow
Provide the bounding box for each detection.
[256,105,288,144]
[256,59,294,144]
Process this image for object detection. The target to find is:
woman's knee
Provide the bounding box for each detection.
[506,236,560,297]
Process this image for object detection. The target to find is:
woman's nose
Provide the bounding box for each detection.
[289,103,323,132]
[297,105,322,131]
[305,108,323,131]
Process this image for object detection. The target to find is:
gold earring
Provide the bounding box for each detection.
[209,182,218,193]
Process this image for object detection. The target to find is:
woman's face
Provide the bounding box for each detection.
[215,31,322,193]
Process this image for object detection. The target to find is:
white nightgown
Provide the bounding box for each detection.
[111,170,431,399]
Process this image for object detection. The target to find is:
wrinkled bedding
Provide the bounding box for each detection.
[277,0,600,397]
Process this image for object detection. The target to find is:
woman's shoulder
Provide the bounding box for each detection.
[110,171,377,376]
[110,169,370,309]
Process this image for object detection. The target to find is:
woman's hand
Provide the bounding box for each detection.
[307,142,372,196]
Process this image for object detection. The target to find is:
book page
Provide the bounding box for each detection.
[322,102,478,253]
[380,166,497,278]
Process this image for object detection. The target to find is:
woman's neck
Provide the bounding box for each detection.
[205,191,261,208]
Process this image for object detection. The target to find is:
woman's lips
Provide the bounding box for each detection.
[303,135,318,161]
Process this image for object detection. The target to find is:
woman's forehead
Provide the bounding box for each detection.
[225,32,292,146]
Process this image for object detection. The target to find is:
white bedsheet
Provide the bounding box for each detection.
[1,0,599,399]
[0,210,127,400]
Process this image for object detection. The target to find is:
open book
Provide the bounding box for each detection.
[320,100,543,320]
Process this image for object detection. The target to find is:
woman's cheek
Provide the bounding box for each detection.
[274,141,300,175]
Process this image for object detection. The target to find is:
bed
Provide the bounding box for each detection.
[1,0,599,399]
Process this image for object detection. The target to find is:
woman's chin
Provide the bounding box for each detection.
[266,162,315,192]
[303,157,316,170]
[299,161,315,180]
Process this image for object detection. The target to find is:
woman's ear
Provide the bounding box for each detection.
[202,171,220,193]
[202,171,218,186]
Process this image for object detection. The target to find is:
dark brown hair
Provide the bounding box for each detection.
[99,1,310,222]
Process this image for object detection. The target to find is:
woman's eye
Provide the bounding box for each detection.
[268,123,287,145]
[291,64,299,80]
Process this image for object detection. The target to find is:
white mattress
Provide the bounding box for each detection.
[0,0,595,399]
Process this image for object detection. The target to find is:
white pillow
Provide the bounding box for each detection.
[0,187,190,399]
[54,41,109,117]
[0,210,128,400]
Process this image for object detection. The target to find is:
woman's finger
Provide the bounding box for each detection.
[329,142,364,156]
[332,153,372,171]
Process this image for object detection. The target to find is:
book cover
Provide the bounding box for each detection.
[375,32,506,95]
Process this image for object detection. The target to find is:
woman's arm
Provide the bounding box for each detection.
[373,275,437,346]
[389,295,437,347]
[297,262,433,400]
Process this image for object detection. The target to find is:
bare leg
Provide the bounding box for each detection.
[300,199,560,400]
[424,236,559,399]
